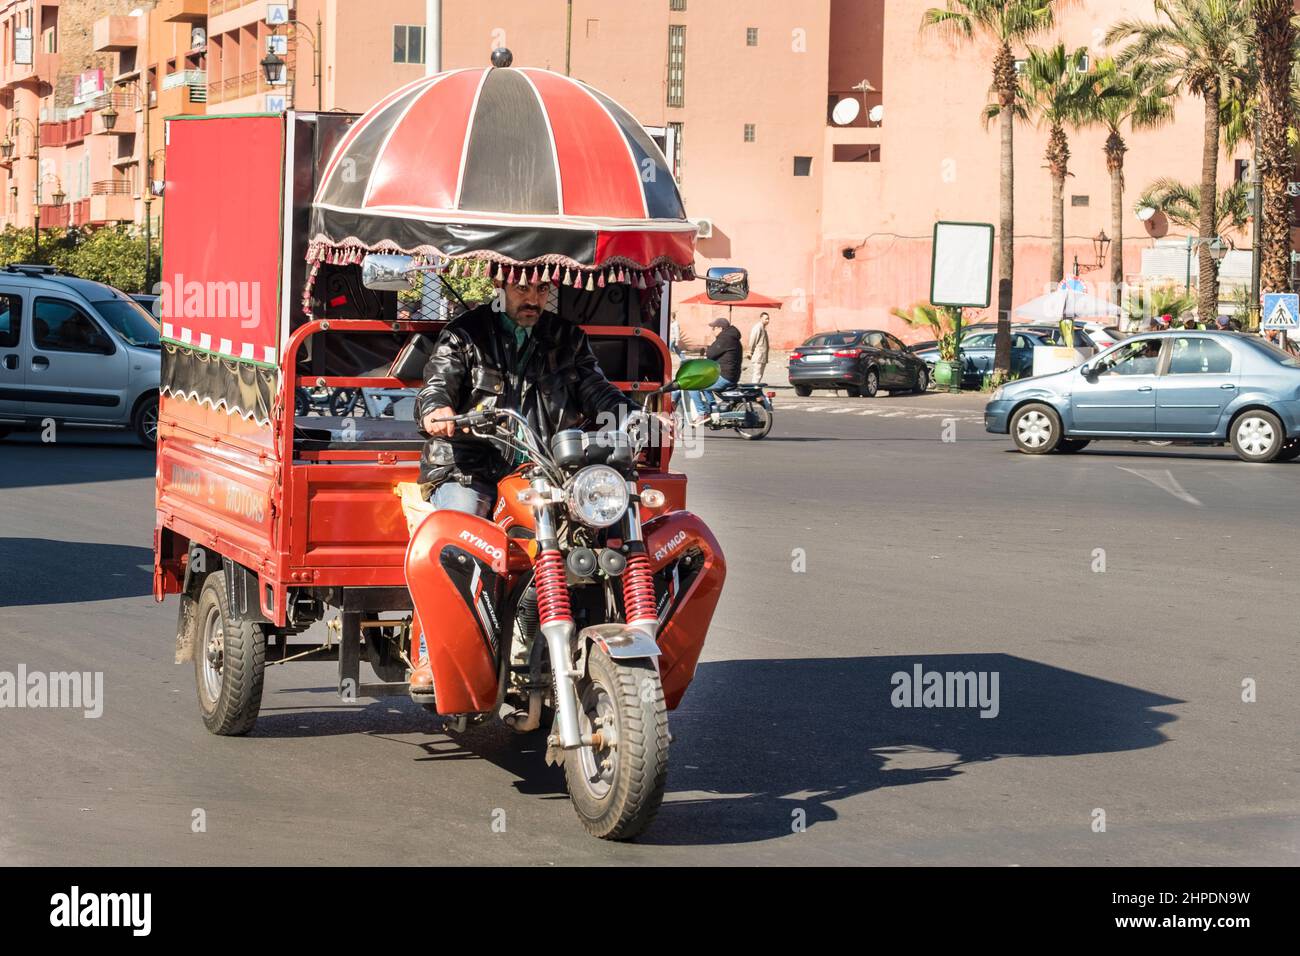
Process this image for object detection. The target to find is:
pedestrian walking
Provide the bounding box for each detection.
[747,311,771,384]
[669,312,685,361]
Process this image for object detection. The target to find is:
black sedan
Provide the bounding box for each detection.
[788,329,930,397]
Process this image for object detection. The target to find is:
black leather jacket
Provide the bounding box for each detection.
[415,305,635,486]
[707,325,743,382]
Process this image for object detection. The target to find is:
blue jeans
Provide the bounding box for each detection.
[428,479,496,518]
[688,376,732,418]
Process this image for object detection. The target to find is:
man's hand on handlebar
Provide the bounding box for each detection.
[422,406,458,438]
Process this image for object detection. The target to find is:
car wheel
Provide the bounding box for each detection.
[861,369,879,398]
[844,385,863,397]
[1010,403,1062,454]
[914,367,929,393]
[1231,410,1285,463]
[133,394,159,447]
[1055,438,1091,453]
[794,385,812,397]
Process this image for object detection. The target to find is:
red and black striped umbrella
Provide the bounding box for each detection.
[309,58,697,287]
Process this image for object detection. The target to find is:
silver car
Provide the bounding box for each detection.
[0,264,161,445]
[984,330,1300,463]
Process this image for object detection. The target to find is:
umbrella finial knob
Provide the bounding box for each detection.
[490,47,513,68]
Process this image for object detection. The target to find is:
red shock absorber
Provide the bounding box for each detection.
[534,550,572,624]
[622,552,658,625]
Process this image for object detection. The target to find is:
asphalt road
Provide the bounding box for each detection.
[1,394,1296,865]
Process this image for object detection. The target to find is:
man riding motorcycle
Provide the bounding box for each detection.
[412,277,638,692]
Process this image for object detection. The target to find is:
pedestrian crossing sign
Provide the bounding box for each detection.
[1262,293,1300,330]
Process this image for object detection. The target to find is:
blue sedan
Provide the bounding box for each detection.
[984,331,1300,462]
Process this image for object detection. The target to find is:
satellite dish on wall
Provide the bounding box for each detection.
[868,105,884,124]
[1136,206,1156,222]
[831,98,861,125]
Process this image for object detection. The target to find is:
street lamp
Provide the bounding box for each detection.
[1184,235,1227,295]
[113,78,156,289]
[1071,230,1113,277]
[260,51,286,86]
[3,115,41,256]
[265,13,324,110]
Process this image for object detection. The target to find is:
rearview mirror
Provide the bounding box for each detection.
[362,253,418,291]
[704,266,749,302]
[674,358,720,391]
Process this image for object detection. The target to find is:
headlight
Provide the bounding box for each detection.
[990,386,1006,403]
[566,465,629,528]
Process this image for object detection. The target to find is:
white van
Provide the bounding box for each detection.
[0,264,161,445]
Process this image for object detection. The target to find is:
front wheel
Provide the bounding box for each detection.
[914,367,929,393]
[793,384,812,398]
[736,401,773,440]
[1010,403,1062,454]
[564,646,669,840]
[860,369,880,398]
[133,394,159,446]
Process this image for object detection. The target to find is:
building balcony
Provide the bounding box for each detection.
[39,202,70,229]
[93,15,139,53]
[158,81,206,117]
[90,192,135,225]
[160,0,209,24]
[1,51,60,92]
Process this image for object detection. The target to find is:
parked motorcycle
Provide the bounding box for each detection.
[676,382,775,440]
[402,359,726,840]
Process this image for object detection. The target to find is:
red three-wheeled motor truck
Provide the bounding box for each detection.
[151,54,743,839]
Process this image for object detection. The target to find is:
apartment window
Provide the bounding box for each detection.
[833,144,881,162]
[743,123,755,143]
[670,0,686,10]
[1071,195,1089,207]
[394,25,426,65]
[793,156,812,176]
[746,27,758,47]
[668,121,683,179]
[667,26,685,107]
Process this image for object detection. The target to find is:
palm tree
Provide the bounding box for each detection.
[922,0,1057,383]
[1017,43,1092,284]
[1137,178,1251,241]
[1252,0,1298,294]
[1107,1,1254,325]
[1076,58,1175,302]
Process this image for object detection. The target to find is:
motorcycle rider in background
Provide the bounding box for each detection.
[690,316,742,424]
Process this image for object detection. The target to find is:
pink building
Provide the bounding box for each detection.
[441,0,1256,348]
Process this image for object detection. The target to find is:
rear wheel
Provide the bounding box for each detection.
[329,388,357,416]
[914,367,929,393]
[793,385,812,397]
[194,570,266,736]
[1010,403,1062,455]
[736,401,773,440]
[564,646,669,841]
[1231,410,1285,463]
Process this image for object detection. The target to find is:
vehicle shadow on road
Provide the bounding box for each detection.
[0,537,155,607]
[242,653,1180,848]
[634,653,1180,847]
[0,439,154,490]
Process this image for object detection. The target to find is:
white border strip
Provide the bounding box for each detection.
[452,69,491,210]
